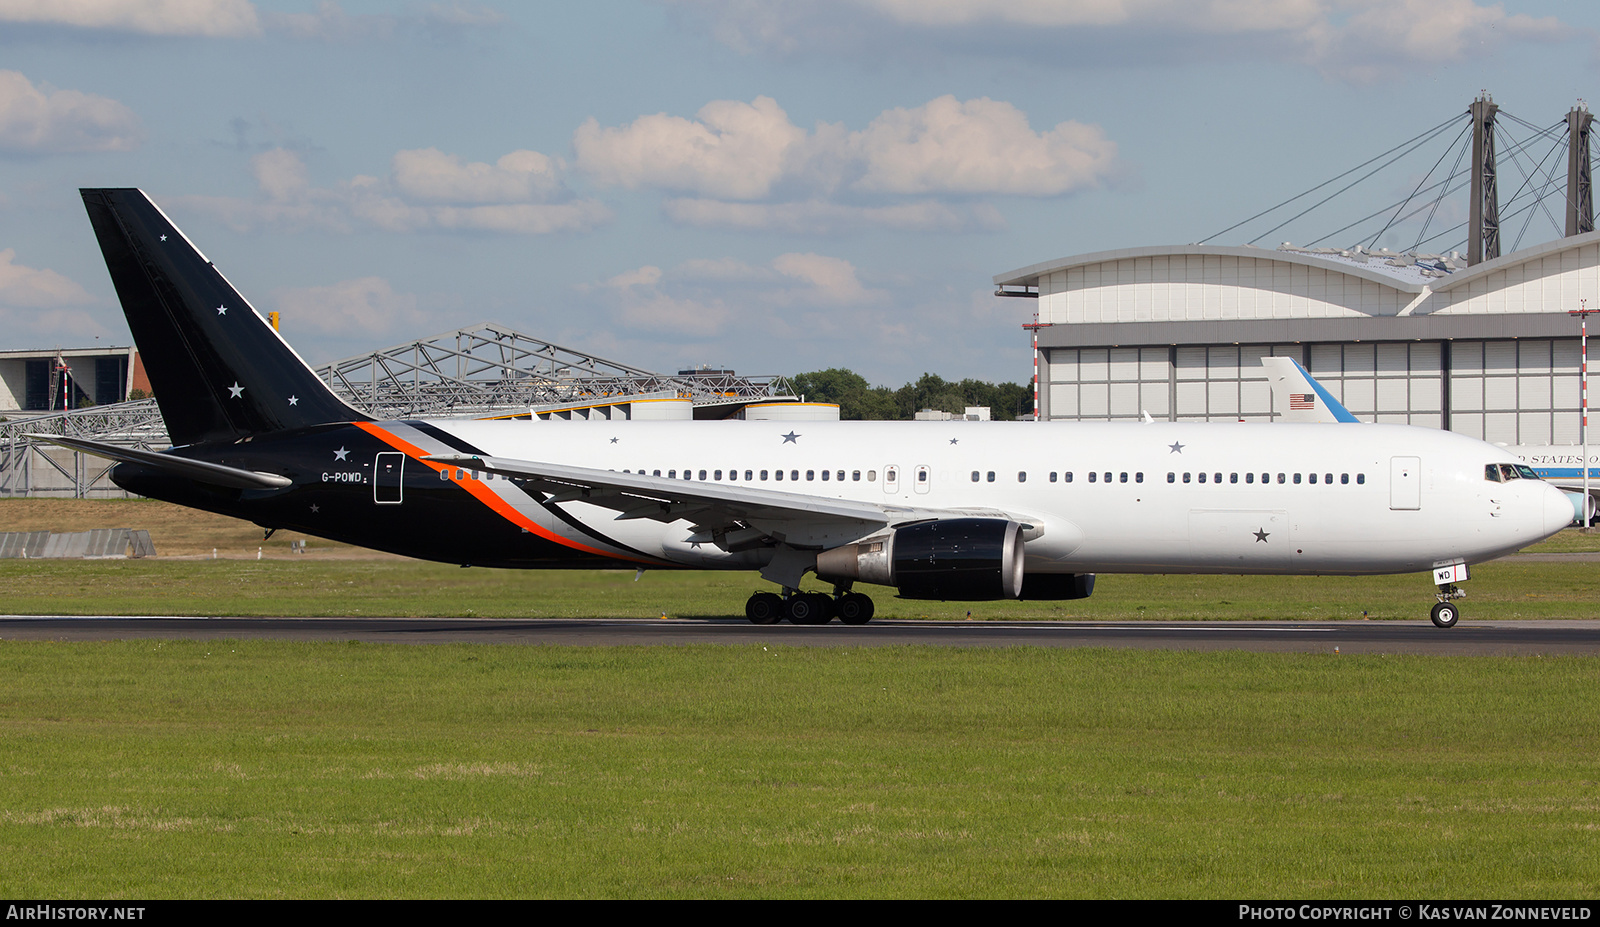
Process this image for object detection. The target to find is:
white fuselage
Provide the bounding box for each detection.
[426,419,1572,577]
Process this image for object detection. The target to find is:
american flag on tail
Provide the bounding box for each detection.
[1289,393,1316,410]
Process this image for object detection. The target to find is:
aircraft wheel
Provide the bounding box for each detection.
[746,592,783,625]
[836,593,874,625]
[1430,601,1460,629]
[785,593,832,625]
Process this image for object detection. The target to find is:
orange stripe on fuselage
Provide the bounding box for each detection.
[353,421,645,563]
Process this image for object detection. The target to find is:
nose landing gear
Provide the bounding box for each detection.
[1428,562,1469,628]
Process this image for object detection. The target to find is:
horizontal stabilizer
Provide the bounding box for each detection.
[30,434,292,490]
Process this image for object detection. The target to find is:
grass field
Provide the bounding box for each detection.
[0,642,1597,898]
[3,498,1599,898]
[1,557,1597,621]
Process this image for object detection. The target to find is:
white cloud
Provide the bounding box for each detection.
[588,252,884,338]
[0,0,506,41]
[577,93,1114,231]
[0,70,142,154]
[392,148,562,204]
[0,0,262,36]
[0,249,96,308]
[574,96,806,200]
[181,147,612,236]
[851,95,1116,196]
[270,276,424,336]
[661,197,1004,233]
[668,0,1569,84]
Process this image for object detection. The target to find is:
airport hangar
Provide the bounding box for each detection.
[995,97,1600,449]
[995,236,1596,446]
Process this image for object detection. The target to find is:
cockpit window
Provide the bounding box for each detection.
[1488,463,1543,482]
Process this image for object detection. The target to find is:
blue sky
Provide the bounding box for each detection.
[2,0,1598,385]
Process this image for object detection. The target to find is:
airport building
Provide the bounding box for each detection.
[996,96,1599,449]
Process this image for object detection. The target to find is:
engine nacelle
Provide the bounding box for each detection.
[816,517,1024,600]
[1019,572,1095,601]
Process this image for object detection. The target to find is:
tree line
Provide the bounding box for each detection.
[788,368,1033,421]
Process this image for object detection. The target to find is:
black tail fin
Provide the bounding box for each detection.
[80,188,368,446]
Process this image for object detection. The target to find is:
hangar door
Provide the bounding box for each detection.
[1389,456,1420,511]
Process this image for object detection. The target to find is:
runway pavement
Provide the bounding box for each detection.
[5,615,1600,654]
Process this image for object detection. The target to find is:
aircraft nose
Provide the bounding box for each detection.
[1545,483,1579,535]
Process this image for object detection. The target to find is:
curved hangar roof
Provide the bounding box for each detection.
[994,233,1600,326]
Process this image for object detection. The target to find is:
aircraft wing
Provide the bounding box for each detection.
[424,452,1040,551]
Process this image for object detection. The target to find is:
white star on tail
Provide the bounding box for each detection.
[334,447,349,461]
[227,382,244,398]
[287,396,299,406]
[216,305,228,316]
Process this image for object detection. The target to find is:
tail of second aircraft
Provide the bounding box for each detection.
[1260,356,1360,423]
[81,188,368,446]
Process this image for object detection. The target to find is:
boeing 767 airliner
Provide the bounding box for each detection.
[41,189,1575,628]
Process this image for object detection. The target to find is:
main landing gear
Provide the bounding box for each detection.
[745,587,876,625]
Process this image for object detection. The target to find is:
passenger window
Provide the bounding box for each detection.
[821,470,829,481]
[1278,473,1286,484]
[1213,472,1221,484]
[852,471,861,481]
[1050,472,1058,483]
[1246,472,1255,484]
[1104,472,1112,483]
[1019,471,1027,482]
[654,470,662,477]
[1324,473,1333,484]
[440,469,450,481]
[1064,472,1073,483]
[1357,473,1365,484]
[1119,472,1127,483]
[1308,473,1316,484]
[791,470,799,481]
[1090,472,1098,483]
[1293,473,1302,484]
[699,470,707,480]
[985,471,995,482]
[1135,472,1143,483]
[837,471,844,481]
[745,470,753,480]
[972,471,980,482]
[1230,473,1238,484]
[1168,472,1175,483]
[918,470,928,483]
[775,470,784,481]
[760,470,768,480]
[1183,473,1191,483]
[868,470,877,481]
[1198,473,1206,484]
[715,470,723,480]
[806,470,815,481]
[1341,473,1349,484]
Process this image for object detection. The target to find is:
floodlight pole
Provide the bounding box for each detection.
[1572,300,1599,526]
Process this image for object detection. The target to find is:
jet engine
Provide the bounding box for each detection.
[1019,572,1095,600]
[815,517,1024,600]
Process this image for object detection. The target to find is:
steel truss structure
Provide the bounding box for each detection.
[2,323,796,496]
[314,322,793,419]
